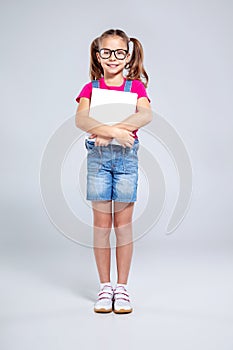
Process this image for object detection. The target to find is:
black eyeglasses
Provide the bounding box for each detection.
[98,48,128,60]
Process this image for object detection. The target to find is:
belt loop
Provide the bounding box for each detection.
[122,146,126,172]
[98,145,102,163]
[109,143,112,169]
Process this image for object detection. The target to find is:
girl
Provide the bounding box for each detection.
[75,29,152,314]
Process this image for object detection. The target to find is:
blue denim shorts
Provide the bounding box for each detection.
[85,139,139,202]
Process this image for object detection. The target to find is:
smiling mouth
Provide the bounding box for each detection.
[107,64,119,68]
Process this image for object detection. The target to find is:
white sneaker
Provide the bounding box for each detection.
[113,286,133,314]
[94,284,114,313]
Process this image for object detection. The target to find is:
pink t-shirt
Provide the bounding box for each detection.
[75,77,150,103]
[75,77,150,138]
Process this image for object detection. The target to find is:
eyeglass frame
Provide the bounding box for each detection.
[98,48,129,60]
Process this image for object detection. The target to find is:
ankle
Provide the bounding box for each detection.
[115,283,128,289]
[100,282,112,289]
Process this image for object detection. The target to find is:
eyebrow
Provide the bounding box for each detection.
[99,48,128,50]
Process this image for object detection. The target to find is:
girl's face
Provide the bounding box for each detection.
[96,36,130,77]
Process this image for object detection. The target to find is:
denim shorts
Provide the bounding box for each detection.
[85,139,139,202]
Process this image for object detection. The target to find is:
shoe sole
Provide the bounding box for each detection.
[94,308,113,313]
[113,308,133,314]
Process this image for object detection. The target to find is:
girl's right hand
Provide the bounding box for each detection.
[113,127,135,148]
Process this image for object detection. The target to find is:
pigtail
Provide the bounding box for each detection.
[89,37,103,80]
[125,37,149,88]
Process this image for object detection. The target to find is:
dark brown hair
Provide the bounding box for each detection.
[89,29,149,88]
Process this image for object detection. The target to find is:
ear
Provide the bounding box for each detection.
[125,52,131,64]
[96,51,101,63]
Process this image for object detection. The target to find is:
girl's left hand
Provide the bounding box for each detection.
[89,134,112,146]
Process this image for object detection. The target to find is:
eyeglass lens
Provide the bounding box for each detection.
[99,49,128,60]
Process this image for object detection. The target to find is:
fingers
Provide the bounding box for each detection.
[126,132,135,148]
[95,136,111,146]
[89,134,97,139]
[118,138,134,148]
[94,130,135,148]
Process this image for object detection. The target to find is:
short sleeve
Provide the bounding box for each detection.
[131,80,151,103]
[75,82,92,103]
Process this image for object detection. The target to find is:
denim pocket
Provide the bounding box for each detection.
[123,140,139,172]
[128,139,139,155]
[132,139,139,153]
[85,140,102,172]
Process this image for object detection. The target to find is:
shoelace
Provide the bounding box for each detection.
[113,286,130,302]
[97,286,114,301]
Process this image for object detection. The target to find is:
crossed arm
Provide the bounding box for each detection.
[75,97,152,147]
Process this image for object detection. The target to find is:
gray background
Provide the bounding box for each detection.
[1,0,233,349]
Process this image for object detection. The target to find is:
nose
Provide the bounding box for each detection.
[109,51,116,60]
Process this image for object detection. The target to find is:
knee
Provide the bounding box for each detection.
[114,220,122,229]
[94,219,112,229]
[114,219,131,229]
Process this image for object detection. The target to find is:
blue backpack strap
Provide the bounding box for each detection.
[92,80,100,88]
[124,79,132,92]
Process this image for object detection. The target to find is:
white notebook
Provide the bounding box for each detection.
[88,88,138,144]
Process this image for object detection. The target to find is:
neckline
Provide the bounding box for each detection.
[102,77,126,88]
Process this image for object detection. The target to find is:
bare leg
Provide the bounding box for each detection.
[92,200,112,283]
[114,202,134,284]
